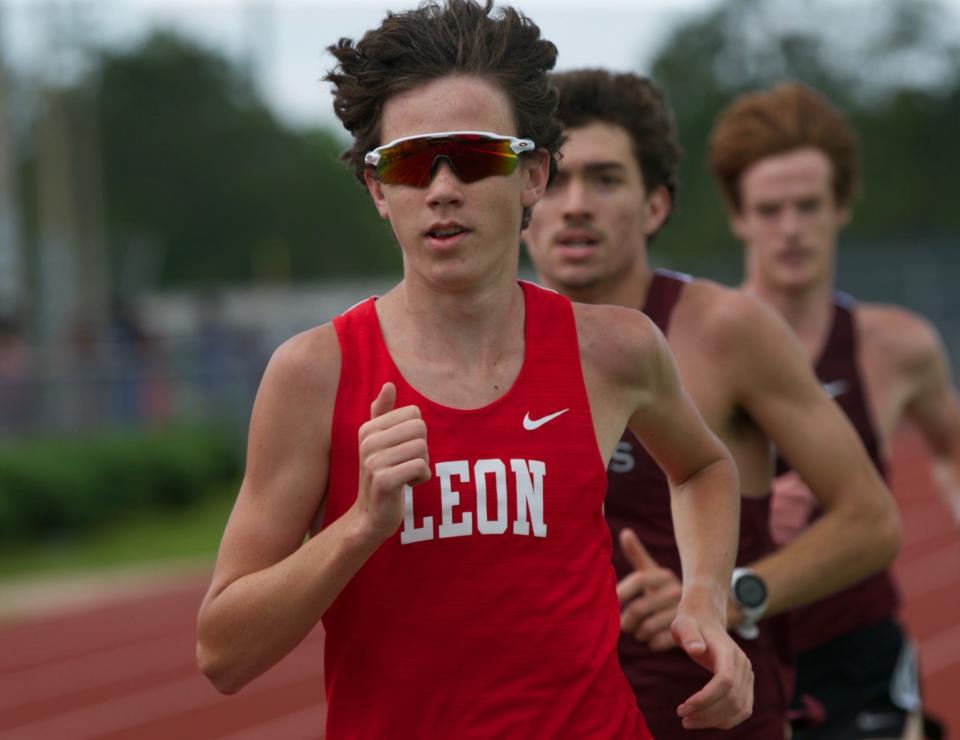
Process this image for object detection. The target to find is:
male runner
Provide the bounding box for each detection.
[196,4,752,736]
[523,69,900,738]
[710,81,960,740]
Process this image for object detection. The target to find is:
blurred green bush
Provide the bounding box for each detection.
[0,427,241,544]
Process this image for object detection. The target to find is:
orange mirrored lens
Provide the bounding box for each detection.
[376,136,520,187]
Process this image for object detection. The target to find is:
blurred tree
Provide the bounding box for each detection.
[90,31,396,289]
[645,0,960,267]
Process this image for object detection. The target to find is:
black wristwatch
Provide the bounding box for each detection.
[730,567,768,639]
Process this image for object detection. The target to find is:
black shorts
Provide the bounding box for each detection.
[789,618,921,739]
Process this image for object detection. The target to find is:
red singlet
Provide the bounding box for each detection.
[323,281,651,739]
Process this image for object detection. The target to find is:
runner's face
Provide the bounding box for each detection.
[733,148,850,293]
[524,122,666,296]
[364,75,548,291]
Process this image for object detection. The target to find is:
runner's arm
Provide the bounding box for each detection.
[900,316,960,530]
[622,316,752,729]
[197,326,428,693]
[732,296,899,620]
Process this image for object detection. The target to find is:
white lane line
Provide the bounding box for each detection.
[216,705,326,740]
[920,622,960,677]
[893,543,960,600]
[0,659,323,740]
[0,675,221,740]
[898,500,956,547]
[0,634,189,712]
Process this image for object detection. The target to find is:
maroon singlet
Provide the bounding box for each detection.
[606,270,792,738]
[774,295,899,654]
[323,281,651,739]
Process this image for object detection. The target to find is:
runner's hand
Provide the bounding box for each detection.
[673,610,754,729]
[355,382,430,540]
[616,528,682,651]
[770,470,817,545]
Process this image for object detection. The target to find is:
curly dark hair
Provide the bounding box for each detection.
[325,0,564,192]
[709,82,860,212]
[551,69,681,228]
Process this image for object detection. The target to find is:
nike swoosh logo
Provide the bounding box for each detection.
[822,379,851,399]
[854,711,904,733]
[523,408,569,431]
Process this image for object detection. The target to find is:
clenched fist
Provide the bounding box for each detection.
[355,382,431,541]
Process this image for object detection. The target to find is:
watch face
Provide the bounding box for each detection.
[734,574,767,609]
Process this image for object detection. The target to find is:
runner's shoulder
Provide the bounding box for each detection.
[857,302,943,375]
[572,301,666,385]
[262,322,341,405]
[675,277,788,349]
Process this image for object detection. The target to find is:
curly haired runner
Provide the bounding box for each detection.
[196,2,752,737]
[711,81,960,740]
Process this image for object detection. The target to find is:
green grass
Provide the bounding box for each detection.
[0,484,237,581]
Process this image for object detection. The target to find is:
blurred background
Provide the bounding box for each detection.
[0,0,958,738]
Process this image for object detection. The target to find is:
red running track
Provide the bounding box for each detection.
[0,427,957,739]
[889,428,960,736]
[0,577,326,740]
